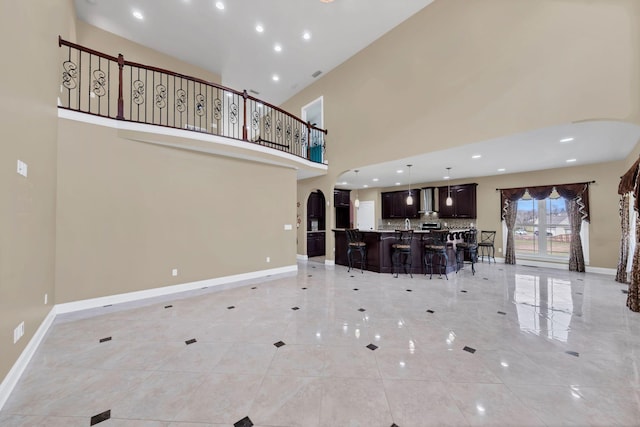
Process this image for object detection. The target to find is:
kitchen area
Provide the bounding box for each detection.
[332,182,478,274]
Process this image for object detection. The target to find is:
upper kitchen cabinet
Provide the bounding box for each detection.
[308,191,324,218]
[334,189,351,208]
[381,189,421,219]
[437,183,477,218]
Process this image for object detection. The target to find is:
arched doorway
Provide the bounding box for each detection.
[307,190,326,258]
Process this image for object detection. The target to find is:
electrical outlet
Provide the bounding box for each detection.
[266,257,270,263]
[172,268,178,276]
[498,248,502,253]
[13,322,24,344]
[16,160,28,177]
[44,293,48,304]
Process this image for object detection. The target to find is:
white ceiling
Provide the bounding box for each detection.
[74,0,640,186]
[339,120,640,190]
[74,0,434,106]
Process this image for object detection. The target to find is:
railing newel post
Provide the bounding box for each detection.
[117,53,125,120]
[306,121,312,160]
[242,89,248,141]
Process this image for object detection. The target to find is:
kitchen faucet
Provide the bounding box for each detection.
[405,218,411,230]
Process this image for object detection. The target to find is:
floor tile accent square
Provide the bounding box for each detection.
[185,338,197,345]
[164,305,173,308]
[291,307,300,311]
[234,416,254,427]
[497,311,506,315]
[274,341,286,348]
[353,288,359,291]
[406,289,413,292]
[358,308,366,312]
[461,290,468,293]
[251,287,257,289]
[99,336,112,343]
[426,309,435,314]
[302,287,307,290]
[391,424,399,427]
[367,344,378,351]
[463,346,476,354]
[308,275,313,277]
[566,351,579,357]
[90,410,111,425]
[227,306,235,309]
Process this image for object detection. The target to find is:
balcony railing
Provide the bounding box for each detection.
[58,37,327,163]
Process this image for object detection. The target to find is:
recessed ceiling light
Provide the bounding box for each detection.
[396,169,403,174]
[132,10,144,20]
[472,154,482,159]
[255,24,264,33]
[566,158,577,163]
[303,31,311,40]
[560,137,574,143]
[272,74,280,81]
[444,175,450,180]
[363,184,369,188]
[215,1,224,10]
[497,168,506,172]
[320,0,335,3]
[395,182,401,186]
[372,178,379,182]
[274,44,282,52]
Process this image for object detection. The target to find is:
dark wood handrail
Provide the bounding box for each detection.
[58,36,327,163]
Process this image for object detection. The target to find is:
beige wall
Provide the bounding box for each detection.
[288,0,640,262]
[76,21,220,84]
[56,119,297,303]
[0,0,76,382]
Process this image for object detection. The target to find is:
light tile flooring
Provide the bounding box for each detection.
[1,260,640,426]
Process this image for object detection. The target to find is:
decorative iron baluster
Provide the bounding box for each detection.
[195,94,206,116]
[251,111,259,130]
[176,89,186,113]
[155,84,167,109]
[92,69,106,96]
[286,123,292,142]
[213,98,222,120]
[62,60,78,89]
[294,127,300,144]
[229,102,239,124]
[132,80,145,105]
[264,115,271,134]
[276,119,282,138]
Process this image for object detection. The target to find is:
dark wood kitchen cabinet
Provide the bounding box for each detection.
[381,189,420,219]
[308,191,324,218]
[307,232,326,257]
[333,189,351,208]
[437,183,477,218]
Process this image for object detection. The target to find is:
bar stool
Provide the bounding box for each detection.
[478,230,496,263]
[456,229,478,275]
[345,229,367,273]
[423,230,449,280]
[391,229,413,278]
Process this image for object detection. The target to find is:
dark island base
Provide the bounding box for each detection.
[334,230,472,275]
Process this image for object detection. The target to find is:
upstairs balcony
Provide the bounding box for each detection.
[57,37,327,171]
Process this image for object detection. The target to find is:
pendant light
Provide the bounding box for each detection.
[445,167,453,206]
[354,170,360,208]
[406,164,413,205]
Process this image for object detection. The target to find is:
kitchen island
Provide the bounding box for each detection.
[333,229,472,275]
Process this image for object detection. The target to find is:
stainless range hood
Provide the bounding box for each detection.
[420,187,438,213]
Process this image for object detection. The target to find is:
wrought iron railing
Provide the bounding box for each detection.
[58,37,327,163]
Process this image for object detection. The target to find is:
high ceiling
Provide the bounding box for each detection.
[75,0,434,106]
[75,0,640,186]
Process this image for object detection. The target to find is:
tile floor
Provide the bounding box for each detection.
[1,260,639,426]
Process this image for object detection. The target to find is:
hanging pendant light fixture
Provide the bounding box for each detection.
[445,167,453,206]
[406,164,413,205]
[354,170,360,208]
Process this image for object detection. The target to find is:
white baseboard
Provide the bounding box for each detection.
[324,259,335,266]
[56,265,297,314]
[585,266,616,276]
[297,254,308,261]
[0,265,297,410]
[0,307,57,410]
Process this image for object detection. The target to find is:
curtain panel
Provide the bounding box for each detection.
[616,193,630,284]
[619,157,640,312]
[499,182,591,270]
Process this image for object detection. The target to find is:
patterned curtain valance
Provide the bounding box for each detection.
[618,157,640,213]
[499,182,592,222]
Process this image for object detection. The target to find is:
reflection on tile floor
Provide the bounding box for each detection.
[2,261,640,426]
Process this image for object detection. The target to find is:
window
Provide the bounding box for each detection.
[513,191,572,259]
